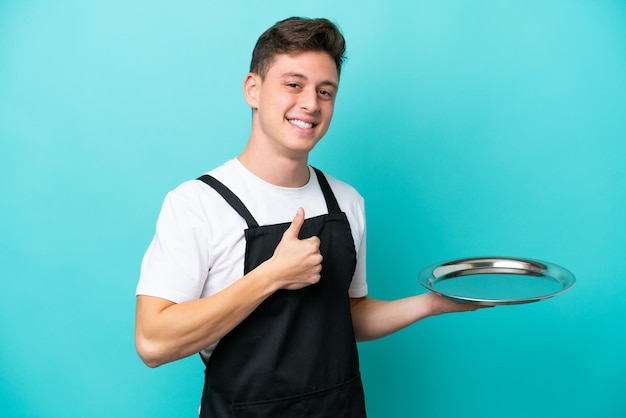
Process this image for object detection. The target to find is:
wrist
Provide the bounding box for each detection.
[425,292,447,316]
[248,260,280,295]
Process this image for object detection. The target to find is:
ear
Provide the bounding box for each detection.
[243,73,260,109]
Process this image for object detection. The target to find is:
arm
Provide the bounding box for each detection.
[135,208,321,367]
[135,266,275,368]
[350,293,483,342]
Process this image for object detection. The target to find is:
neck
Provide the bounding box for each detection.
[238,146,311,187]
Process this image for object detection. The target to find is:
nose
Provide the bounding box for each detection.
[298,87,319,113]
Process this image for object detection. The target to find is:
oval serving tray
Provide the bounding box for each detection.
[418,256,576,306]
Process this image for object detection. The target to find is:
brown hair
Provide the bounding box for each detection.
[250,17,346,79]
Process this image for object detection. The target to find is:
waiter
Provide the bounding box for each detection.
[135,17,480,417]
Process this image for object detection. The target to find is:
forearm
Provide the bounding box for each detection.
[135,265,276,368]
[350,294,433,341]
[350,292,481,342]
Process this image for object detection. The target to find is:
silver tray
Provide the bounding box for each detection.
[418,256,576,306]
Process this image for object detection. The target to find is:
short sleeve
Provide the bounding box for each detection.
[136,184,211,303]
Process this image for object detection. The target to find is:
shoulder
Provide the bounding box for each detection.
[319,170,362,196]
[317,169,366,235]
[162,179,216,217]
[157,159,244,224]
[166,159,240,203]
[319,170,364,209]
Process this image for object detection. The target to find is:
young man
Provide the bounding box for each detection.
[135,17,479,417]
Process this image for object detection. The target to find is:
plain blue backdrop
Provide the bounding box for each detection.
[1,1,625,417]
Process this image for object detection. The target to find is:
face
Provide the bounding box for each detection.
[244,51,339,159]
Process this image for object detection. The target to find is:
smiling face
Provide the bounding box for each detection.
[244,50,339,161]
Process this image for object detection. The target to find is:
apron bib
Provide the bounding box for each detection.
[196,168,366,417]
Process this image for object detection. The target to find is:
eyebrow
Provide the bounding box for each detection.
[282,72,338,90]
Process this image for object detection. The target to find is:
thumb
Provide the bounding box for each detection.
[284,207,305,239]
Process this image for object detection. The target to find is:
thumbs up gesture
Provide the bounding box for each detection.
[266,208,323,290]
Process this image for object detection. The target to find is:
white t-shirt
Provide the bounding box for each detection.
[136,159,368,357]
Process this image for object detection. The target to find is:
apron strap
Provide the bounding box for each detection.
[197,175,260,228]
[312,167,341,214]
[197,167,341,226]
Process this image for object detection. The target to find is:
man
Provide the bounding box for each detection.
[135,17,479,417]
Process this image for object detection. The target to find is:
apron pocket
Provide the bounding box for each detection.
[231,374,365,418]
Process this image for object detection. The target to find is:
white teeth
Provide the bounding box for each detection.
[289,119,313,129]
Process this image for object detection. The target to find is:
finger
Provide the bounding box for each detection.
[283,207,305,239]
[306,236,321,254]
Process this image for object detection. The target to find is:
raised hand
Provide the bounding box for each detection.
[265,207,323,290]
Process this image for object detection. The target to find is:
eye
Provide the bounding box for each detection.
[318,89,334,99]
[286,82,301,89]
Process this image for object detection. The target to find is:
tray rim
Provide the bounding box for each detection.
[418,256,576,306]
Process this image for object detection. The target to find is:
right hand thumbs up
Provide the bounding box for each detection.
[284,207,305,240]
[266,208,323,290]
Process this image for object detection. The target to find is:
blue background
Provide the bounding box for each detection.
[2,1,625,417]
